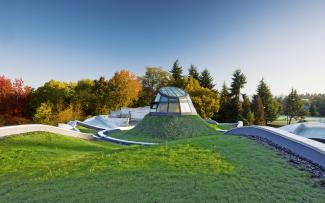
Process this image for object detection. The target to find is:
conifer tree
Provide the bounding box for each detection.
[215,82,231,122]
[199,68,215,90]
[256,79,279,124]
[252,95,265,125]
[241,94,254,125]
[283,89,305,124]
[170,60,184,88]
[188,64,199,81]
[228,69,247,122]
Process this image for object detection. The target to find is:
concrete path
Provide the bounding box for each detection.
[225,126,325,168]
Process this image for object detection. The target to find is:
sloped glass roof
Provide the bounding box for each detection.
[159,87,187,97]
[150,87,197,116]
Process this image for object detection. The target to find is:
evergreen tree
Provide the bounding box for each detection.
[215,82,231,122]
[188,64,199,81]
[283,89,306,124]
[170,60,184,88]
[241,94,254,125]
[309,103,317,116]
[199,68,215,90]
[228,69,247,122]
[256,79,279,124]
[252,95,265,125]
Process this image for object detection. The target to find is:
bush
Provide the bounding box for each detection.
[33,102,55,125]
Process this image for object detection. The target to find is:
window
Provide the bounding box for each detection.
[168,98,180,112]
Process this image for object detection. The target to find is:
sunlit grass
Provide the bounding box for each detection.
[0,132,324,202]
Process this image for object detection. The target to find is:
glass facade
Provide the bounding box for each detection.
[150,87,197,116]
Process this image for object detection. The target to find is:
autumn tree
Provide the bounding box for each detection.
[184,77,219,119]
[108,70,141,111]
[0,75,31,125]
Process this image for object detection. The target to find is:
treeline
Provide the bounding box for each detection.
[0,60,313,126]
[300,93,325,117]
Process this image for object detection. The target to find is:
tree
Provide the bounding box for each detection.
[184,77,219,119]
[309,103,317,117]
[72,79,97,116]
[252,95,265,125]
[188,64,199,80]
[241,94,254,125]
[170,60,184,88]
[136,67,171,106]
[28,80,72,116]
[0,75,31,125]
[94,76,110,114]
[256,79,279,124]
[283,89,306,124]
[215,82,231,122]
[228,69,247,122]
[199,68,215,90]
[318,98,325,117]
[108,70,141,111]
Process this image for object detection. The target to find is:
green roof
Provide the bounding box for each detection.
[159,87,187,97]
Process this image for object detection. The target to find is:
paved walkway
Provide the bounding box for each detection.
[225,126,325,168]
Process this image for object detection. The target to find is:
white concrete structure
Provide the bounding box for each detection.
[110,106,150,121]
[280,122,325,141]
[68,115,133,131]
[0,124,94,140]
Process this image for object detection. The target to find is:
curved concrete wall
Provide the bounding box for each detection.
[0,124,95,140]
[97,129,157,146]
[225,126,325,168]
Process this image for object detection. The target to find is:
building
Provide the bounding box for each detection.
[150,86,197,116]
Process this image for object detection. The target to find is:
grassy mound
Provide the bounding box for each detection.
[123,115,216,139]
[1,132,325,202]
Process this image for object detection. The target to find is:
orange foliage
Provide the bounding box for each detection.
[108,70,141,110]
[0,75,31,125]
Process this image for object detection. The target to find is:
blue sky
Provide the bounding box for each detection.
[1,0,325,95]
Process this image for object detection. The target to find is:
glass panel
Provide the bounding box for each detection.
[157,103,168,112]
[180,102,191,112]
[168,102,180,112]
[154,93,161,102]
[160,96,168,102]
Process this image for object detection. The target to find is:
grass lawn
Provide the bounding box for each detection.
[208,123,236,131]
[0,132,324,202]
[76,125,99,134]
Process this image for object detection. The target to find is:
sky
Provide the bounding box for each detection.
[0,0,325,95]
